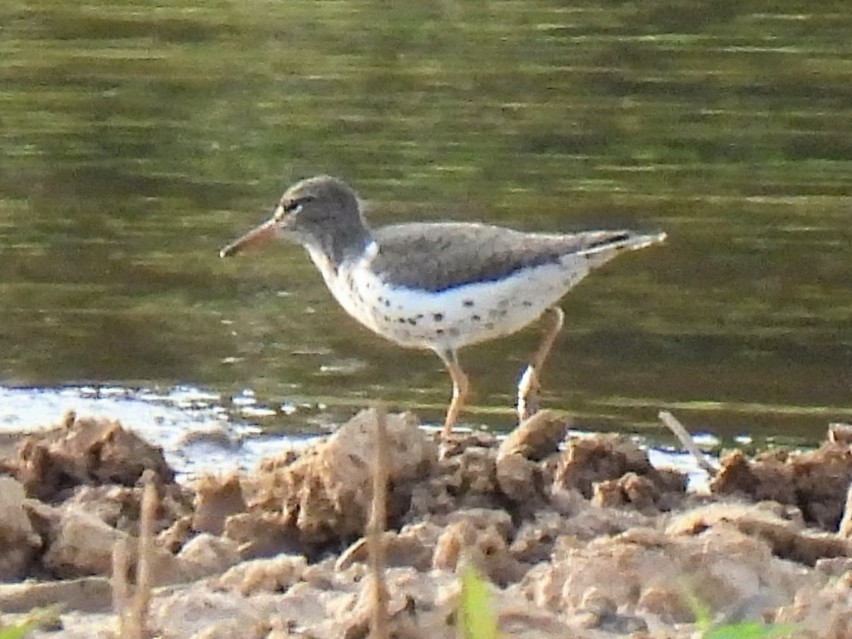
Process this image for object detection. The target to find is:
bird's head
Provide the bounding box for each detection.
[220,175,365,259]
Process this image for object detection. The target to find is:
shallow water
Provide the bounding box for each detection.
[0,384,711,491]
[0,385,296,478]
[1,0,850,444]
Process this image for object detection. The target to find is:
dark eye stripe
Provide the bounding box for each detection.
[283,195,313,213]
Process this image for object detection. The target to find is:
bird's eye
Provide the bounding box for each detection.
[283,199,303,214]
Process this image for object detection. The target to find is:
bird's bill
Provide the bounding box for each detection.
[219,218,277,258]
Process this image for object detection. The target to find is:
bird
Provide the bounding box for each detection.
[220,175,666,437]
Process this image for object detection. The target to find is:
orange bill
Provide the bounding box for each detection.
[219,218,277,257]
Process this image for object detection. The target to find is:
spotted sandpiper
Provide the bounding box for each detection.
[220,176,665,436]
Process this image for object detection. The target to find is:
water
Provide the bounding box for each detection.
[1,0,850,446]
[0,385,712,490]
[0,385,317,479]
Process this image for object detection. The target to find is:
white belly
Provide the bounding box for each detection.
[308,246,590,354]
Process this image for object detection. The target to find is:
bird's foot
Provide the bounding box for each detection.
[437,438,454,461]
[437,430,469,460]
[517,363,541,423]
[436,427,497,460]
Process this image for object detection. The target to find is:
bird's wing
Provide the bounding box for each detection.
[370,222,638,292]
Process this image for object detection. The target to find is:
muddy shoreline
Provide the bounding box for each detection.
[1,409,850,638]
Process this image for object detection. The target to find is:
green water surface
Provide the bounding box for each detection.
[1,0,850,442]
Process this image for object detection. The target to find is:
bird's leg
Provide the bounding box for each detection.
[517,306,565,422]
[439,349,469,438]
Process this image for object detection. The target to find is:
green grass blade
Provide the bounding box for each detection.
[0,622,36,639]
[0,605,64,639]
[705,621,797,639]
[459,565,498,639]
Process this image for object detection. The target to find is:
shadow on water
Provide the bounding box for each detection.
[0,0,850,444]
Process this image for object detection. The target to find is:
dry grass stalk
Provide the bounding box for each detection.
[839,479,852,538]
[113,478,158,639]
[367,406,390,639]
[111,539,130,624]
[659,410,718,476]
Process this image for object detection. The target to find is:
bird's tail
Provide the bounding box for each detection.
[578,230,667,268]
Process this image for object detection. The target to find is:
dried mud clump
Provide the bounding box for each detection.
[0,476,40,581]
[232,409,438,554]
[1,409,851,639]
[193,473,246,536]
[0,412,190,583]
[15,411,174,501]
[554,433,687,510]
[712,439,852,529]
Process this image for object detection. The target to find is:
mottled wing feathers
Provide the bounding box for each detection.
[370,223,645,292]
